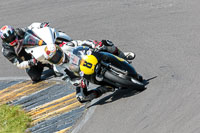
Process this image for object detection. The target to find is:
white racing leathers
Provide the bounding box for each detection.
[53,39,128,75]
[58,39,127,59]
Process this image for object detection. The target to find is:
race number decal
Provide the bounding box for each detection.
[82,61,92,69]
[80,55,98,75]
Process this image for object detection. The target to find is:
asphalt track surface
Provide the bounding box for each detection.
[0,0,200,133]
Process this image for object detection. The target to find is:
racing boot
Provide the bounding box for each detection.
[104,45,135,61]
[124,52,136,60]
[76,86,115,103]
[76,87,97,103]
[117,51,136,61]
[117,50,135,64]
[99,40,136,61]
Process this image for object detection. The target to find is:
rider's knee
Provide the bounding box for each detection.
[30,75,41,82]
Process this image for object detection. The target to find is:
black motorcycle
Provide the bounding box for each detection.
[73,46,144,90]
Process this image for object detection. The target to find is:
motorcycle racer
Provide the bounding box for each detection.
[53,39,135,75]
[41,32,137,103]
[45,44,136,103]
[0,22,72,83]
[58,39,135,61]
[43,45,116,103]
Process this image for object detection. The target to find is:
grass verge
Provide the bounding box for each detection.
[0,104,31,133]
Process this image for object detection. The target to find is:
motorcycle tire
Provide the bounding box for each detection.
[104,70,144,90]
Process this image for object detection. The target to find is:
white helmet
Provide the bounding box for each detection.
[44,45,68,65]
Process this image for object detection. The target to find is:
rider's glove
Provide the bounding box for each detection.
[28,58,37,67]
[15,61,29,69]
[94,42,107,52]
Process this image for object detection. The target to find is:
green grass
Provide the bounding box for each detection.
[0,104,32,133]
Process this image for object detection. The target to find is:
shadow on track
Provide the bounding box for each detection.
[31,69,56,84]
[87,76,157,108]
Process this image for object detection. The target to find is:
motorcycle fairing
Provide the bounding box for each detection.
[23,30,46,47]
[98,52,137,76]
[31,27,55,45]
[80,54,98,75]
[55,31,72,42]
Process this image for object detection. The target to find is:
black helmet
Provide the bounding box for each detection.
[0,25,18,46]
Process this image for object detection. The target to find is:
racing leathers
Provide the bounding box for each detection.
[1,26,46,82]
[53,39,135,75]
[1,22,71,82]
[54,40,136,103]
[59,39,135,61]
[53,46,116,103]
[53,39,135,73]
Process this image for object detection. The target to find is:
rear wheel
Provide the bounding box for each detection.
[103,70,144,90]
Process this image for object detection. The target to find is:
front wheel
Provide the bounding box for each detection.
[103,70,144,90]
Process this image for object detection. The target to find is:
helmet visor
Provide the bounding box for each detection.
[9,36,18,46]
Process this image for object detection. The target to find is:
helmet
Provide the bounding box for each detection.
[44,45,68,65]
[0,25,18,46]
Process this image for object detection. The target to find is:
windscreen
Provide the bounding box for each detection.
[23,30,46,47]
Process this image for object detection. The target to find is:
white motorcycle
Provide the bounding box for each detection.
[22,25,76,77]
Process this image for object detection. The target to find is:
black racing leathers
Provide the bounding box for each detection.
[1,28,44,82]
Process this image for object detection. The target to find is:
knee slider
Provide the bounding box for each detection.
[31,76,41,82]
